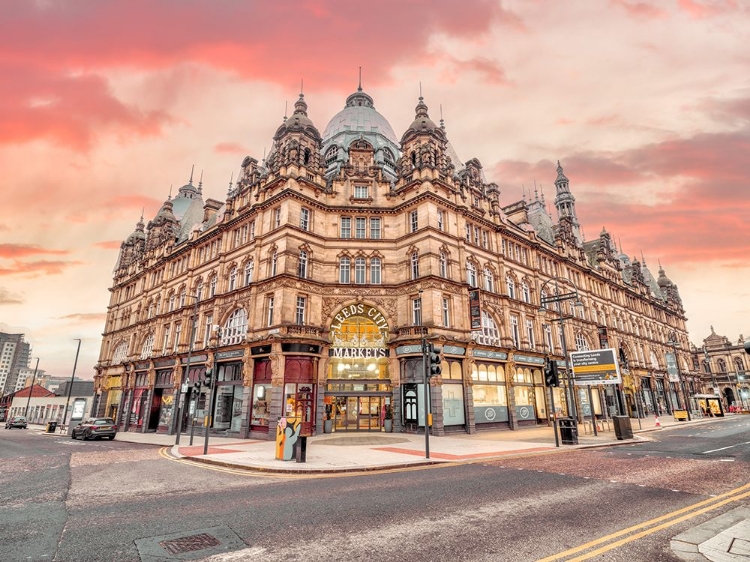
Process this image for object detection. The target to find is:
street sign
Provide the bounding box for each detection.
[570,348,621,385]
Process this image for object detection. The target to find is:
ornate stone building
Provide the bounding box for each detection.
[93,84,695,438]
[692,328,749,410]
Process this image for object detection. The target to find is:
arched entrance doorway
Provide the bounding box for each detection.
[326,304,391,432]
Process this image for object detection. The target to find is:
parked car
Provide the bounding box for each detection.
[71,418,117,440]
[5,415,28,429]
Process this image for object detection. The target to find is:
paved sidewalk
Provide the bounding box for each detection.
[29,413,722,473]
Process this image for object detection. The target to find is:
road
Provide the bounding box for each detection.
[1,416,748,562]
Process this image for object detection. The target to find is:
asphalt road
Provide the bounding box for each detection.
[1,416,748,562]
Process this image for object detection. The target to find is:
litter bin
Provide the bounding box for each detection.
[558,417,578,445]
[295,436,308,463]
[46,421,58,434]
[612,415,633,440]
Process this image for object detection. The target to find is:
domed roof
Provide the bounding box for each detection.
[401,96,441,142]
[276,93,320,139]
[322,88,399,146]
[657,266,672,287]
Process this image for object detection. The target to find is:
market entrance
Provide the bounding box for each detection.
[326,303,391,432]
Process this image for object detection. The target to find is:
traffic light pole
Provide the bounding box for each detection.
[549,380,560,448]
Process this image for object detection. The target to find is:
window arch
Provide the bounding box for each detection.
[734,356,746,373]
[481,311,500,342]
[466,262,477,287]
[244,260,254,286]
[112,341,128,364]
[717,358,727,372]
[483,267,494,292]
[140,333,154,359]
[324,146,338,166]
[298,250,308,278]
[229,267,238,291]
[575,332,590,351]
[222,308,248,345]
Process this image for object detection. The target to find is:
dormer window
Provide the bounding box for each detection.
[324,146,338,166]
[354,185,368,199]
[383,149,395,169]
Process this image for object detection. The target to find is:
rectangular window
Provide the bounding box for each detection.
[465,224,471,242]
[526,319,535,349]
[204,315,213,347]
[295,296,306,325]
[412,298,422,326]
[173,323,182,352]
[340,217,351,238]
[410,210,419,232]
[437,210,444,231]
[162,326,170,356]
[370,217,381,239]
[442,297,451,327]
[370,258,382,284]
[300,208,310,231]
[510,315,520,348]
[354,185,368,199]
[482,231,488,249]
[266,296,275,327]
[355,217,366,239]
[250,220,256,240]
[274,208,281,229]
[339,257,351,284]
[411,252,419,280]
[474,226,480,246]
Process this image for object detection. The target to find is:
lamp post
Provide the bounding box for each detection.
[174,295,200,446]
[539,277,583,426]
[61,339,82,430]
[666,334,691,421]
[24,357,40,418]
[203,325,221,456]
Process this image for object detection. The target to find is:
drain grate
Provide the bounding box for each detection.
[159,533,220,555]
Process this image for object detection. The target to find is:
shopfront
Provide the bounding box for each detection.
[326,303,391,432]
[250,353,272,435]
[129,370,150,430]
[105,375,122,424]
[471,350,509,428]
[512,356,546,424]
[441,349,466,429]
[153,367,173,432]
[214,358,244,433]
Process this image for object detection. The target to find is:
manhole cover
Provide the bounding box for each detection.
[160,533,220,555]
[135,525,246,561]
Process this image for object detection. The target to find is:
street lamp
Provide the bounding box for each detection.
[666,333,691,421]
[24,357,40,418]
[203,325,221,456]
[61,339,82,430]
[174,295,200,446]
[418,288,430,459]
[539,276,584,426]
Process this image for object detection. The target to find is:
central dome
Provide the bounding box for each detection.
[322,89,399,146]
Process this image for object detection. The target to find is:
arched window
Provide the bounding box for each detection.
[168,293,176,312]
[298,250,308,278]
[196,280,204,302]
[112,341,128,364]
[411,151,416,166]
[411,251,419,280]
[244,261,254,286]
[383,148,395,169]
[466,262,477,287]
[506,275,515,299]
[521,282,530,303]
[734,356,746,373]
[209,276,217,298]
[229,267,237,291]
[324,146,338,166]
[439,252,448,278]
[303,147,311,165]
[650,350,659,369]
[717,358,727,372]
[270,252,278,276]
[179,289,186,308]
[140,333,154,359]
[484,268,494,292]
[575,332,590,351]
[222,308,248,345]
[481,311,500,342]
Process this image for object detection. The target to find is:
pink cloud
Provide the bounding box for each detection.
[677,0,738,19]
[0,259,83,276]
[0,287,24,305]
[214,142,250,154]
[612,0,668,19]
[0,244,69,258]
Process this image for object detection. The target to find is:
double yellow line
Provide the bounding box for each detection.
[539,481,750,561]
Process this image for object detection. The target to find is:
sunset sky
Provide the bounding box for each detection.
[1,0,749,378]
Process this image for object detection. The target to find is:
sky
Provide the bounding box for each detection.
[1,0,749,379]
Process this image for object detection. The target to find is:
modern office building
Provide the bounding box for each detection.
[93,85,693,438]
[0,332,31,396]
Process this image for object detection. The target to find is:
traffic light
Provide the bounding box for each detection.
[428,344,442,377]
[204,368,213,388]
[545,360,559,387]
[193,380,201,392]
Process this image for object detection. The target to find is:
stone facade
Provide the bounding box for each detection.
[692,328,749,410]
[94,85,695,439]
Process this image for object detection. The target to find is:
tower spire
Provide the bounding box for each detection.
[358,67,362,92]
[189,164,194,185]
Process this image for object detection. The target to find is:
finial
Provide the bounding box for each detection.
[522,184,526,201]
[198,169,203,193]
[711,325,715,334]
[533,180,539,200]
[658,258,662,268]
[540,185,545,204]
[227,172,234,196]
[641,250,646,265]
[168,184,172,200]
[419,81,422,99]
[300,78,303,95]
[358,67,362,91]
[262,146,267,163]
[618,238,623,254]
[440,104,444,129]
[189,164,194,185]
[283,101,288,122]
[140,208,144,222]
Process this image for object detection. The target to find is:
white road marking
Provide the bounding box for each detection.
[701,441,750,454]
